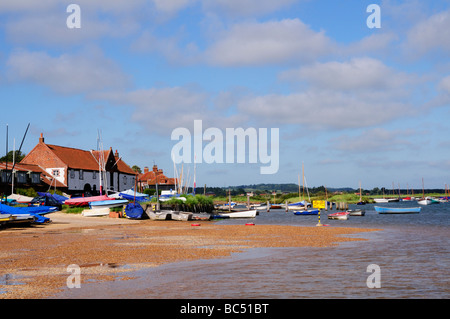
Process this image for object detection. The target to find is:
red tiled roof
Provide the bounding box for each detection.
[46,144,99,171]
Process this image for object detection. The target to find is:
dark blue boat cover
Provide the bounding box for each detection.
[38,192,69,203]
[124,203,144,219]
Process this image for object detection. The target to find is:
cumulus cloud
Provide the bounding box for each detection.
[330,128,415,152]
[205,19,333,66]
[201,0,297,18]
[6,49,130,94]
[236,90,410,129]
[280,57,411,91]
[405,10,450,57]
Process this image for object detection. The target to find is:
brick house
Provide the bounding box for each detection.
[138,165,175,191]
[20,134,136,195]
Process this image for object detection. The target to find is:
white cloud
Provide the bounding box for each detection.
[205,18,333,66]
[236,90,410,129]
[6,49,130,94]
[201,0,297,18]
[331,128,415,152]
[406,10,450,57]
[280,57,410,91]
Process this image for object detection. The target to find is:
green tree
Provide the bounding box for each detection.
[0,150,26,163]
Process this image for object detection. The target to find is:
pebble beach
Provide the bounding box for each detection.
[0,213,379,299]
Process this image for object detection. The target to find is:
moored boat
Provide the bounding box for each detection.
[374,206,421,214]
[347,209,365,216]
[328,212,349,220]
[218,210,257,218]
[293,209,319,215]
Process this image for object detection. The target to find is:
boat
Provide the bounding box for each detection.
[81,207,110,217]
[144,207,173,220]
[118,189,150,202]
[0,203,54,223]
[374,206,421,214]
[287,200,311,210]
[7,194,34,204]
[218,210,257,218]
[171,211,193,221]
[192,213,212,220]
[328,212,349,220]
[124,202,145,219]
[417,197,439,205]
[293,209,319,215]
[65,194,114,207]
[347,209,365,216]
[418,198,432,205]
[89,199,129,209]
[373,198,389,203]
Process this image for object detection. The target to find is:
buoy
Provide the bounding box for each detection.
[245,223,255,226]
[191,223,201,227]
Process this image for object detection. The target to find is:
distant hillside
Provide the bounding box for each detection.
[229,184,354,193]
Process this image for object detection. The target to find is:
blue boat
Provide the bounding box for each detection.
[293,209,319,215]
[374,206,421,214]
[0,203,54,223]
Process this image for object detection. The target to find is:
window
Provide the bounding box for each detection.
[70,170,75,179]
[93,171,97,179]
[79,170,84,180]
[123,175,127,185]
[52,169,60,177]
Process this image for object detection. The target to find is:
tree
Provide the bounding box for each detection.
[0,150,25,163]
[131,165,142,174]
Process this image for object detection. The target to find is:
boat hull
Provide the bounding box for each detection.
[218,210,257,218]
[328,212,349,220]
[374,206,421,214]
[347,209,365,216]
[293,209,319,215]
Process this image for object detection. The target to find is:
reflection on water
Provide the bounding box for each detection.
[56,203,450,299]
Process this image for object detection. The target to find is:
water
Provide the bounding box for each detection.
[56,202,450,299]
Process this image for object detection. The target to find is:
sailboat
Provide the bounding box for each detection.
[357,181,365,205]
[417,178,439,205]
[293,163,316,215]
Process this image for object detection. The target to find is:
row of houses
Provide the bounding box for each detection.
[0,133,176,195]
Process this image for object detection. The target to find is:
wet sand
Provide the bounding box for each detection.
[0,212,380,299]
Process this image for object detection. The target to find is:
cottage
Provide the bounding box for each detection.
[138,165,175,191]
[20,134,136,195]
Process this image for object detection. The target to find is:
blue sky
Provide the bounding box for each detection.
[1,0,450,190]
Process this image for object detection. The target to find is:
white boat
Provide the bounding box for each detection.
[171,211,193,221]
[347,209,365,216]
[418,197,439,205]
[328,212,349,220]
[81,207,110,217]
[218,210,257,218]
[145,209,173,220]
[89,199,128,209]
[373,198,389,203]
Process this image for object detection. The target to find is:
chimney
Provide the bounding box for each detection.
[115,149,119,157]
[144,166,149,174]
[39,133,45,144]
[153,165,158,172]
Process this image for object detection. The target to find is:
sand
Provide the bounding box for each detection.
[0,212,379,299]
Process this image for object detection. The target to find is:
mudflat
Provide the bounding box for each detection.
[0,213,379,299]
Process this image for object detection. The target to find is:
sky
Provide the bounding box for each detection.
[0,0,450,190]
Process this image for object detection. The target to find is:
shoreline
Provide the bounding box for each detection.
[0,212,381,299]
